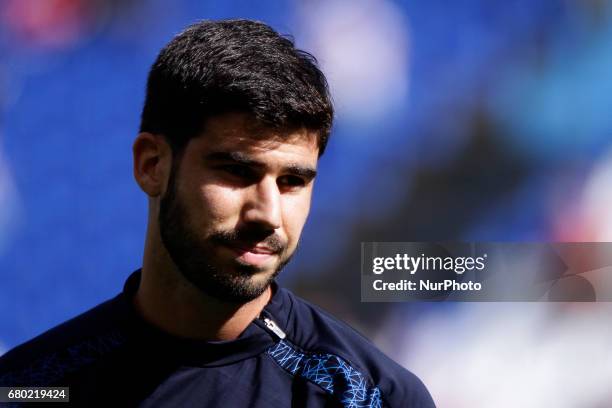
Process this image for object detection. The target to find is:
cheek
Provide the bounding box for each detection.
[283,193,312,244]
[192,184,244,226]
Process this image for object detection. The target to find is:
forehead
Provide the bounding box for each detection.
[187,113,320,164]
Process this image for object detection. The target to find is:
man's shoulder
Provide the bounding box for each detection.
[276,288,436,407]
[0,294,128,386]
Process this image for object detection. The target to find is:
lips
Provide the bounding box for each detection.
[232,245,276,255]
[224,242,279,267]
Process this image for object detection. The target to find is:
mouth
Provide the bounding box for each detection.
[224,243,279,267]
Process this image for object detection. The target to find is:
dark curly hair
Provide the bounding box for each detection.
[139,19,334,156]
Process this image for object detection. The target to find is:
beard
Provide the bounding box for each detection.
[158,163,293,303]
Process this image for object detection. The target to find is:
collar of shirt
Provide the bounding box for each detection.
[115,270,289,367]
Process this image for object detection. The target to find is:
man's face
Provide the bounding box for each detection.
[158,113,319,303]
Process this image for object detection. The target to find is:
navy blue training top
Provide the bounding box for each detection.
[0,271,435,407]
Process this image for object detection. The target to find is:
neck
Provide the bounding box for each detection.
[133,222,272,341]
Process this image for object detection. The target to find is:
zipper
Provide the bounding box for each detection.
[259,315,286,340]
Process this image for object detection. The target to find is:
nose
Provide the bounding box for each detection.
[242,177,282,230]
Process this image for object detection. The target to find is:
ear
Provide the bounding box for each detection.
[132,132,172,197]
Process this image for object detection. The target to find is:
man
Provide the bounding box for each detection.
[0,20,435,407]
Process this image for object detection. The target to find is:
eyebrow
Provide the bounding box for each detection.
[205,151,317,180]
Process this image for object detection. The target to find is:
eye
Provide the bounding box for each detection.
[278,175,306,189]
[218,165,255,180]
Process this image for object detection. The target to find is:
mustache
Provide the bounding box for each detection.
[209,228,286,254]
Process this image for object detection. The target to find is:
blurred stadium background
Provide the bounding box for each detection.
[2,0,612,406]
